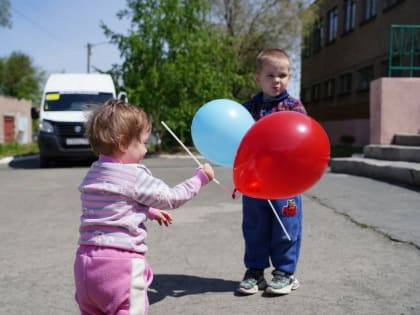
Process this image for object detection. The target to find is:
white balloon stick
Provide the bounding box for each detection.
[161,121,221,185]
[161,121,202,166]
[267,200,291,241]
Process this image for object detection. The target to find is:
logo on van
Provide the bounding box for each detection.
[74,125,82,133]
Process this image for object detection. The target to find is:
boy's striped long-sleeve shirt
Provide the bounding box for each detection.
[77,155,209,253]
[244,90,306,121]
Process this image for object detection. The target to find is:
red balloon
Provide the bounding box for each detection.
[233,111,330,199]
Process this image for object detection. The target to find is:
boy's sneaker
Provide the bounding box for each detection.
[265,270,300,295]
[237,268,267,295]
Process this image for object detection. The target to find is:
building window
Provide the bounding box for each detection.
[343,0,356,33]
[323,79,335,99]
[302,36,311,59]
[383,0,402,11]
[362,0,377,21]
[303,18,324,58]
[314,19,324,52]
[357,65,375,91]
[327,7,338,43]
[339,73,352,95]
[311,84,321,103]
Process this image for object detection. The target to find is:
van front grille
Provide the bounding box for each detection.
[54,122,86,137]
[51,121,90,148]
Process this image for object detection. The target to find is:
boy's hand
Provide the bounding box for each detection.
[155,210,173,226]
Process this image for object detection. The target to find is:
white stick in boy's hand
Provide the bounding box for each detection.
[268,200,291,241]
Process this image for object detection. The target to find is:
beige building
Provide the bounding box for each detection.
[0,96,33,144]
[301,0,420,146]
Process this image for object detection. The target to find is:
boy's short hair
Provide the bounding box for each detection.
[85,100,151,156]
[256,48,290,73]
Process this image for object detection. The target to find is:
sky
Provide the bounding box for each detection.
[1,0,129,75]
[1,0,300,96]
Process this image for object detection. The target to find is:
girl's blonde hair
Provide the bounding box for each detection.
[256,48,290,73]
[85,100,151,156]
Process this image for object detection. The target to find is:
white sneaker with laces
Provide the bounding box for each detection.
[265,270,300,295]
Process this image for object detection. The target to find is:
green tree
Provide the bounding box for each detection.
[0,57,5,91]
[0,52,45,104]
[0,0,12,28]
[209,0,319,99]
[102,0,240,149]
[102,0,318,150]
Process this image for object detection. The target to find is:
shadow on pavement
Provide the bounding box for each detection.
[5,154,189,170]
[7,155,94,169]
[149,274,238,304]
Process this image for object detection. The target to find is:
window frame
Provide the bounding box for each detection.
[383,0,403,11]
[311,83,321,103]
[327,7,338,43]
[339,72,353,96]
[343,0,356,34]
[323,78,336,99]
[362,0,377,22]
[357,65,375,92]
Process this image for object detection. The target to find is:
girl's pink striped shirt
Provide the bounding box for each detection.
[78,155,209,253]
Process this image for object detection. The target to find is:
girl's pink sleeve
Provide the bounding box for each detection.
[146,207,160,220]
[133,166,209,210]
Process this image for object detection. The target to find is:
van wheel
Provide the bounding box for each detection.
[39,155,50,168]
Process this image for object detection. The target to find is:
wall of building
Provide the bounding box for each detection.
[370,77,420,144]
[301,0,420,146]
[322,118,370,147]
[0,96,32,144]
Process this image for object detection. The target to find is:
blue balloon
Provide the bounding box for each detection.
[191,99,254,166]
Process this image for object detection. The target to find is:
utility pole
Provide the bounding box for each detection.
[86,41,109,73]
[87,43,92,73]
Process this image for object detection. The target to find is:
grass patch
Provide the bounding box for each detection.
[0,142,39,159]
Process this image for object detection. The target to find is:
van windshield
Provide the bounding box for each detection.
[43,92,114,111]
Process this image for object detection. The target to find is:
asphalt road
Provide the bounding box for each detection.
[0,156,419,314]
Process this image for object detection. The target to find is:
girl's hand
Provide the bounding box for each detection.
[201,163,215,182]
[155,210,173,227]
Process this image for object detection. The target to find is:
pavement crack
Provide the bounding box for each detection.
[306,195,420,251]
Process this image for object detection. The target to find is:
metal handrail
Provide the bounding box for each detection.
[388,24,420,77]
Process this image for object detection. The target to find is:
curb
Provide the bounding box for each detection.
[330,157,420,187]
[0,156,14,164]
[0,154,39,165]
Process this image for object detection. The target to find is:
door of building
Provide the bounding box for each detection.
[4,116,15,143]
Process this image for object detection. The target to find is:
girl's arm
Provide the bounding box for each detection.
[133,166,211,210]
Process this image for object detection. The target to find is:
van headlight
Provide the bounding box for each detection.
[39,120,54,133]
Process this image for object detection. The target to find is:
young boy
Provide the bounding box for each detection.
[238,48,307,295]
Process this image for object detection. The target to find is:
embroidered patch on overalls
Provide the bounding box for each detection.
[282,199,297,216]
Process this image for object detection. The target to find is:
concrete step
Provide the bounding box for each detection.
[393,133,420,146]
[330,157,420,187]
[364,144,420,163]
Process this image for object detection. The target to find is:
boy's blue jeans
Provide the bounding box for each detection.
[242,195,302,274]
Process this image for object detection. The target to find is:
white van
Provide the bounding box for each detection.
[38,73,123,167]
